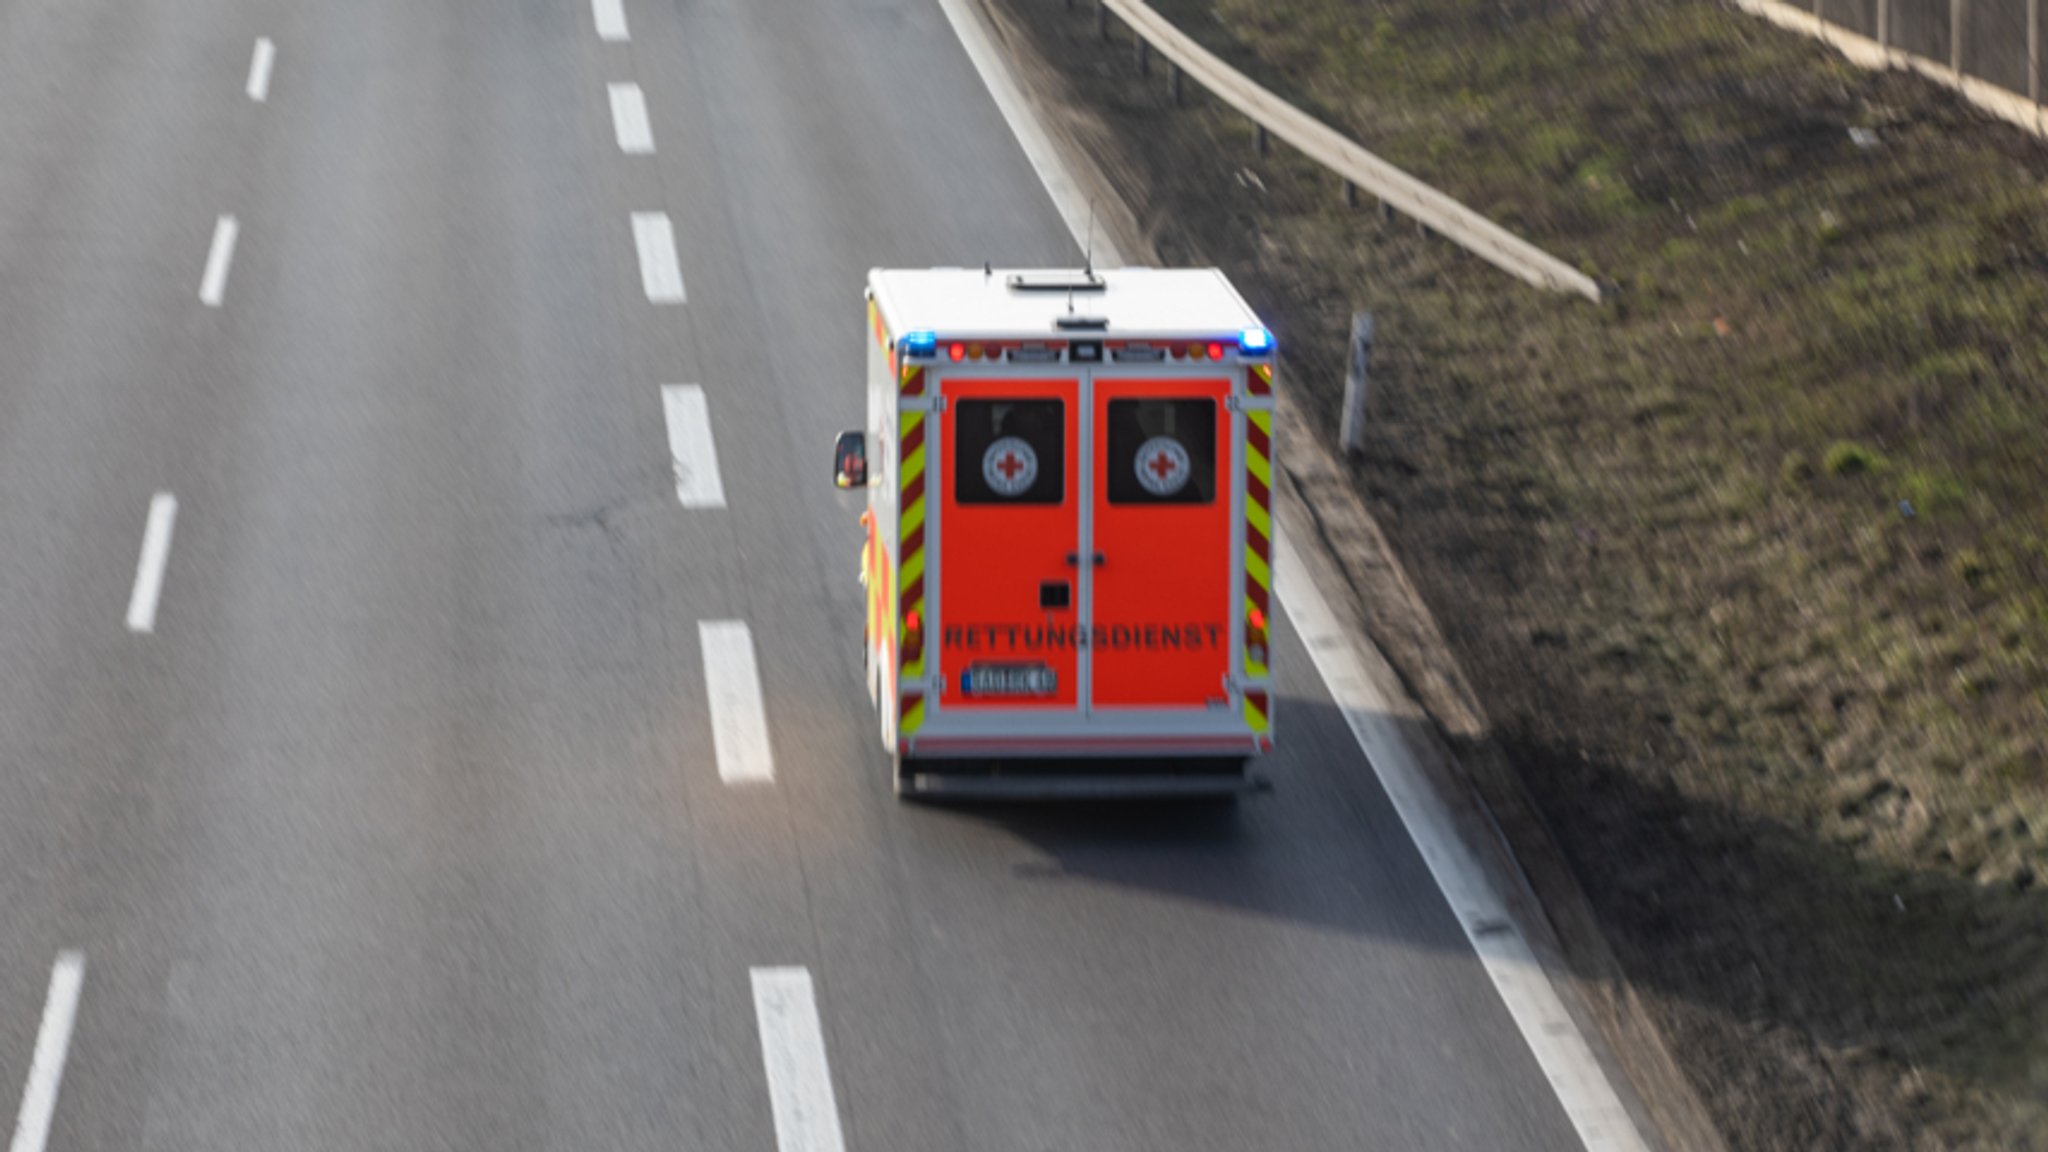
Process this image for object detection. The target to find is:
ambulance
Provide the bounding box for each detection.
[834,267,1277,797]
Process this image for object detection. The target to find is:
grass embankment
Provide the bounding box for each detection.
[994,0,2048,1147]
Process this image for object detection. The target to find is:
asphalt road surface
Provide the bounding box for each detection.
[0,0,1595,1149]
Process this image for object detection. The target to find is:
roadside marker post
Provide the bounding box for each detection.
[1341,311,1373,457]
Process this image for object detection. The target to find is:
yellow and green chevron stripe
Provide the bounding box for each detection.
[1244,365,1274,735]
[897,363,929,736]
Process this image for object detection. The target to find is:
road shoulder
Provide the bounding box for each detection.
[942,0,1732,1147]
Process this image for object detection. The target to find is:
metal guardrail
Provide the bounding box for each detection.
[1092,0,1603,303]
[1733,0,2046,143]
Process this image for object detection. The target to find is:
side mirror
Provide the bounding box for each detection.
[833,430,868,489]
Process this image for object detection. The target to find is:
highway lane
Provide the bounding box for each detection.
[650,0,1591,1147]
[2,2,733,1147]
[0,0,289,1126]
[0,0,1599,1149]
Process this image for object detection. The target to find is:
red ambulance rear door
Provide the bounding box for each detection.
[936,375,1082,712]
[1088,375,1235,709]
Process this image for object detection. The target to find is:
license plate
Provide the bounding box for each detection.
[961,663,1057,697]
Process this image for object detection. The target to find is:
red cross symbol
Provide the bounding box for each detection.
[1148,451,1178,481]
[996,452,1026,481]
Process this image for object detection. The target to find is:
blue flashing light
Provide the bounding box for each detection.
[1238,326,1275,355]
[901,330,939,358]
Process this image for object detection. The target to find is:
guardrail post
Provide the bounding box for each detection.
[1169,62,1183,105]
[1096,1,1110,40]
[1255,125,1270,157]
[1341,312,1373,456]
[1136,39,1149,74]
[1344,181,1358,208]
[1878,0,1890,50]
[2030,0,2039,105]
[1952,0,1966,78]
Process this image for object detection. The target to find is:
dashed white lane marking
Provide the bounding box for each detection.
[245,38,275,102]
[607,82,654,154]
[8,952,84,1152]
[700,621,773,783]
[1275,533,1651,1152]
[591,0,630,42]
[630,212,685,304]
[661,385,726,508]
[750,968,847,1152]
[198,215,238,307]
[126,493,178,634]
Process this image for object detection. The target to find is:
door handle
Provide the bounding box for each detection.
[1064,552,1105,568]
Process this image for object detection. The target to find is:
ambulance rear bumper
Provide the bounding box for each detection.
[897,734,1265,800]
[903,733,1265,758]
[904,769,1253,801]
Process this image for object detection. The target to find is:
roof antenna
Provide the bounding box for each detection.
[1082,199,1097,278]
[984,260,992,281]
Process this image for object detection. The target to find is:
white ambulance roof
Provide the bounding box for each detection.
[869,267,1263,340]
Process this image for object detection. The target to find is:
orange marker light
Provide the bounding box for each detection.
[968,343,984,360]
[1247,607,1270,665]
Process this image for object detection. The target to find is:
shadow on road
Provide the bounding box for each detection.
[912,695,2048,1142]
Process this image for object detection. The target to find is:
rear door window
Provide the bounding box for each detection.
[954,399,1066,505]
[1105,398,1217,505]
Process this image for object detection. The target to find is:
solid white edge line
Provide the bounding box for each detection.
[630,212,685,304]
[1275,533,1651,1152]
[9,952,84,1152]
[199,215,238,307]
[750,967,847,1152]
[126,493,178,634]
[592,0,630,42]
[700,621,773,783]
[246,37,275,102]
[930,0,1124,267]
[608,82,655,155]
[661,385,727,508]
[936,1,1653,1141]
